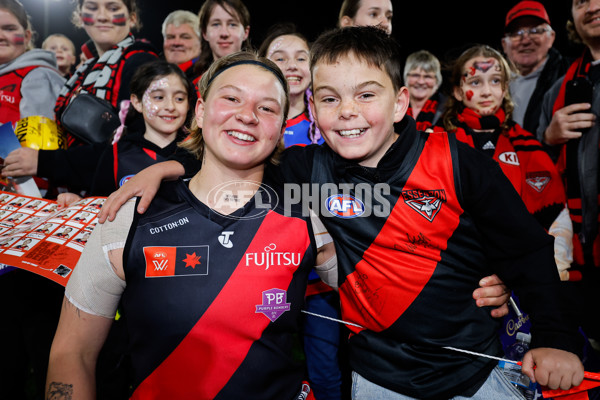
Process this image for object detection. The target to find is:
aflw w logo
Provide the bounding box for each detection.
[153,259,168,271]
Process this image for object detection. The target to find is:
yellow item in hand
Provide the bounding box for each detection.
[15,116,66,150]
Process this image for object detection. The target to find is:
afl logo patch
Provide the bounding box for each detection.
[498,152,519,166]
[325,194,365,218]
[119,174,134,187]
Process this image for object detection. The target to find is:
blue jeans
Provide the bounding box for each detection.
[351,367,525,399]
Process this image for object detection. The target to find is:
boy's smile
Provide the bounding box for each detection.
[310,54,408,168]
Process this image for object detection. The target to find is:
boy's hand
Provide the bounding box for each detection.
[521,348,584,390]
[473,274,510,318]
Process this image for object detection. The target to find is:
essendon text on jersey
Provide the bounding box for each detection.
[148,217,190,234]
[245,243,301,270]
[402,189,446,222]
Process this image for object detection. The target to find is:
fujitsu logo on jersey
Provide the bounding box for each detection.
[402,189,446,222]
[245,243,301,270]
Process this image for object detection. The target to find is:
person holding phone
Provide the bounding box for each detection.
[536,0,600,348]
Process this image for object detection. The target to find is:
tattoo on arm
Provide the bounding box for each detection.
[46,382,73,400]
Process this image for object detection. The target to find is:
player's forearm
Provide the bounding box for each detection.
[46,352,97,400]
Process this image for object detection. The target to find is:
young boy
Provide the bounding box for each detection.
[99,27,583,398]
[42,33,77,78]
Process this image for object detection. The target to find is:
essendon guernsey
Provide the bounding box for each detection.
[122,180,316,400]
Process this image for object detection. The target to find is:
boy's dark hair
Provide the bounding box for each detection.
[127,60,197,130]
[310,26,403,92]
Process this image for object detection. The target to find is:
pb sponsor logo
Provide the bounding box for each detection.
[144,245,209,277]
[255,288,291,322]
[402,189,446,222]
[325,194,365,218]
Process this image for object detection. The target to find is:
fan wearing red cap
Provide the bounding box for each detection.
[501,1,568,134]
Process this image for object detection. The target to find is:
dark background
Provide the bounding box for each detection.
[20,0,584,67]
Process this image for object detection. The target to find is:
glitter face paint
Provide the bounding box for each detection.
[142,78,169,119]
[267,38,284,60]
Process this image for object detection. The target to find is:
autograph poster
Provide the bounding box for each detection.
[0,191,105,286]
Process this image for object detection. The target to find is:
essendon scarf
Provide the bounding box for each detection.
[54,34,157,147]
[551,49,600,267]
[407,91,443,131]
[453,107,565,231]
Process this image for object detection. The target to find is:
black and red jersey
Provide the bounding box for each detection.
[122,179,316,399]
[279,117,579,399]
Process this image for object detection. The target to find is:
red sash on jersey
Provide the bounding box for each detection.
[339,131,462,334]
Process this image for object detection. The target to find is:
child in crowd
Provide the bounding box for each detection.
[192,0,251,87]
[260,22,338,399]
[41,33,77,78]
[338,0,392,35]
[98,27,582,399]
[58,60,195,206]
[259,23,323,147]
[440,44,573,281]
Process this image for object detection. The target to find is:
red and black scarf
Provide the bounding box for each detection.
[454,107,506,131]
[54,34,157,146]
[407,91,443,132]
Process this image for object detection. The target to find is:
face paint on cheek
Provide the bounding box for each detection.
[142,78,169,119]
[466,90,474,101]
[112,13,127,26]
[12,34,24,46]
[81,13,94,26]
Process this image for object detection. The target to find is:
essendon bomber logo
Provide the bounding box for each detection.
[402,189,446,222]
[526,171,551,193]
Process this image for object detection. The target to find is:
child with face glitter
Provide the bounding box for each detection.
[1,0,158,197]
[259,23,324,148]
[47,51,335,400]
[57,60,196,206]
[441,45,573,282]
